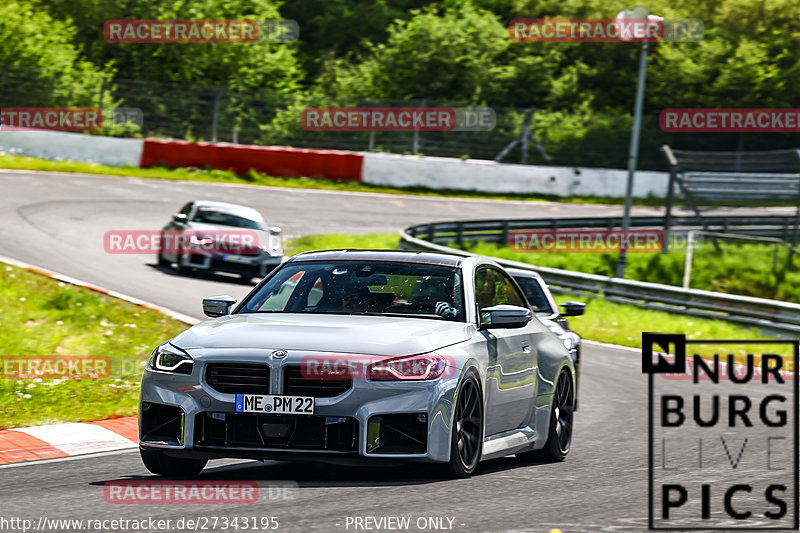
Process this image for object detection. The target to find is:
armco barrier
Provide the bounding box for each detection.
[400,216,800,336]
[139,139,363,181]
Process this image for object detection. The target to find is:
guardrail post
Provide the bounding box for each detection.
[502,221,510,246]
[662,145,678,253]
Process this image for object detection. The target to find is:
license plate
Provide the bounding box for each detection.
[235,394,314,415]
[222,254,252,264]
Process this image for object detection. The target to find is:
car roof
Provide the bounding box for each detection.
[505,267,544,282]
[192,200,263,220]
[290,249,466,267]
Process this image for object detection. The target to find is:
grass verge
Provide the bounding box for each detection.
[0,264,186,429]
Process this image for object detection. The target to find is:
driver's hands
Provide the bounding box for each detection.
[435,301,457,318]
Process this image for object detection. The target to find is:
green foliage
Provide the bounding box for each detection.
[0,0,110,106]
[31,0,304,92]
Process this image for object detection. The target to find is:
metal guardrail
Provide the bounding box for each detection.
[399,215,800,337]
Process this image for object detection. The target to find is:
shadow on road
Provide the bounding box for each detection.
[146,262,258,286]
[92,455,553,488]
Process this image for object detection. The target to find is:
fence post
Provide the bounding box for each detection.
[211,86,226,143]
[682,230,696,289]
[412,99,426,154]
[662,145,678,253]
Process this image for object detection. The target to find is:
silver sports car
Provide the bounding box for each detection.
[157,200,284,280]
[139,250,576,478]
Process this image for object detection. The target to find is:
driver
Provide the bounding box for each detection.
[342,284,371,312]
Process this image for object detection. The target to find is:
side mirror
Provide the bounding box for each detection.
[203,295,237,317]
[560,301,586,317]
[269,226,282,235]
[172,213,188,223]
[479,305,531,329]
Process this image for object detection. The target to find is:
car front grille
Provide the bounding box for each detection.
[283,365,352,398]
[206,363,270,394]
[194,412,358,451]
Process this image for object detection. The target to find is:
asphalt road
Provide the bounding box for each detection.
[0,169,670,320]
[1,170,795,533]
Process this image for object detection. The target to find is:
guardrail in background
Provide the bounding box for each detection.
[399,215,800,337]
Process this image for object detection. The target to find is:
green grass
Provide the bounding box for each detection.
[0,153,663,206]
[0,264,187,429]
[463,239,800,303]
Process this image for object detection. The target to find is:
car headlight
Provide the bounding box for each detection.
[148,343,193,374]
[369,355,449,381]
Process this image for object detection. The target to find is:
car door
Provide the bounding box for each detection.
[476,267,537,435]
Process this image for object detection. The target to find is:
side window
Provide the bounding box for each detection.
[499,273,526,308]
[475,268,499,310]
[475,267,527,323]
[180,202,193,216]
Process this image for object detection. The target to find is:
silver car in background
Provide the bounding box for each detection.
[140,250,577,478]
[507,268,585,408]
[157,200,284,280]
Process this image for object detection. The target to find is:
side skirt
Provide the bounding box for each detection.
[479,426,536,461]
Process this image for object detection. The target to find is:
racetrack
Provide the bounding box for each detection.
[0,342,646,533]
[1,170,793,532]
[0,169,671,319]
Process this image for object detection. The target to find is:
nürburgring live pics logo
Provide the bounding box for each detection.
[643,333,799,530]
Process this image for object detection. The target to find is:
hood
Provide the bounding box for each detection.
[171,313,473,356]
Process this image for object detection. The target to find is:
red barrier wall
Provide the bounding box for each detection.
[139,139,363,181]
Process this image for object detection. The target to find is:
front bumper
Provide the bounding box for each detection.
[180,252,283,277]
[139,356,459,464]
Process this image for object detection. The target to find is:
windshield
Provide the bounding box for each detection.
[512,276,555,314]
[239,260,465,321]
[191,208,264,230]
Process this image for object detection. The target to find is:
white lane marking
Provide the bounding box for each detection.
[584,339,641,354]
[13,423,137,455]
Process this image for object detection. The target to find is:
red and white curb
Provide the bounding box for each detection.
[1,255,196,465]
[0,416,138,465]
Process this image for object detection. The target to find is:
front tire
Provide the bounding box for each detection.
[140,448,207,477]
[157,251,170,267]
[445,374,483,478]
